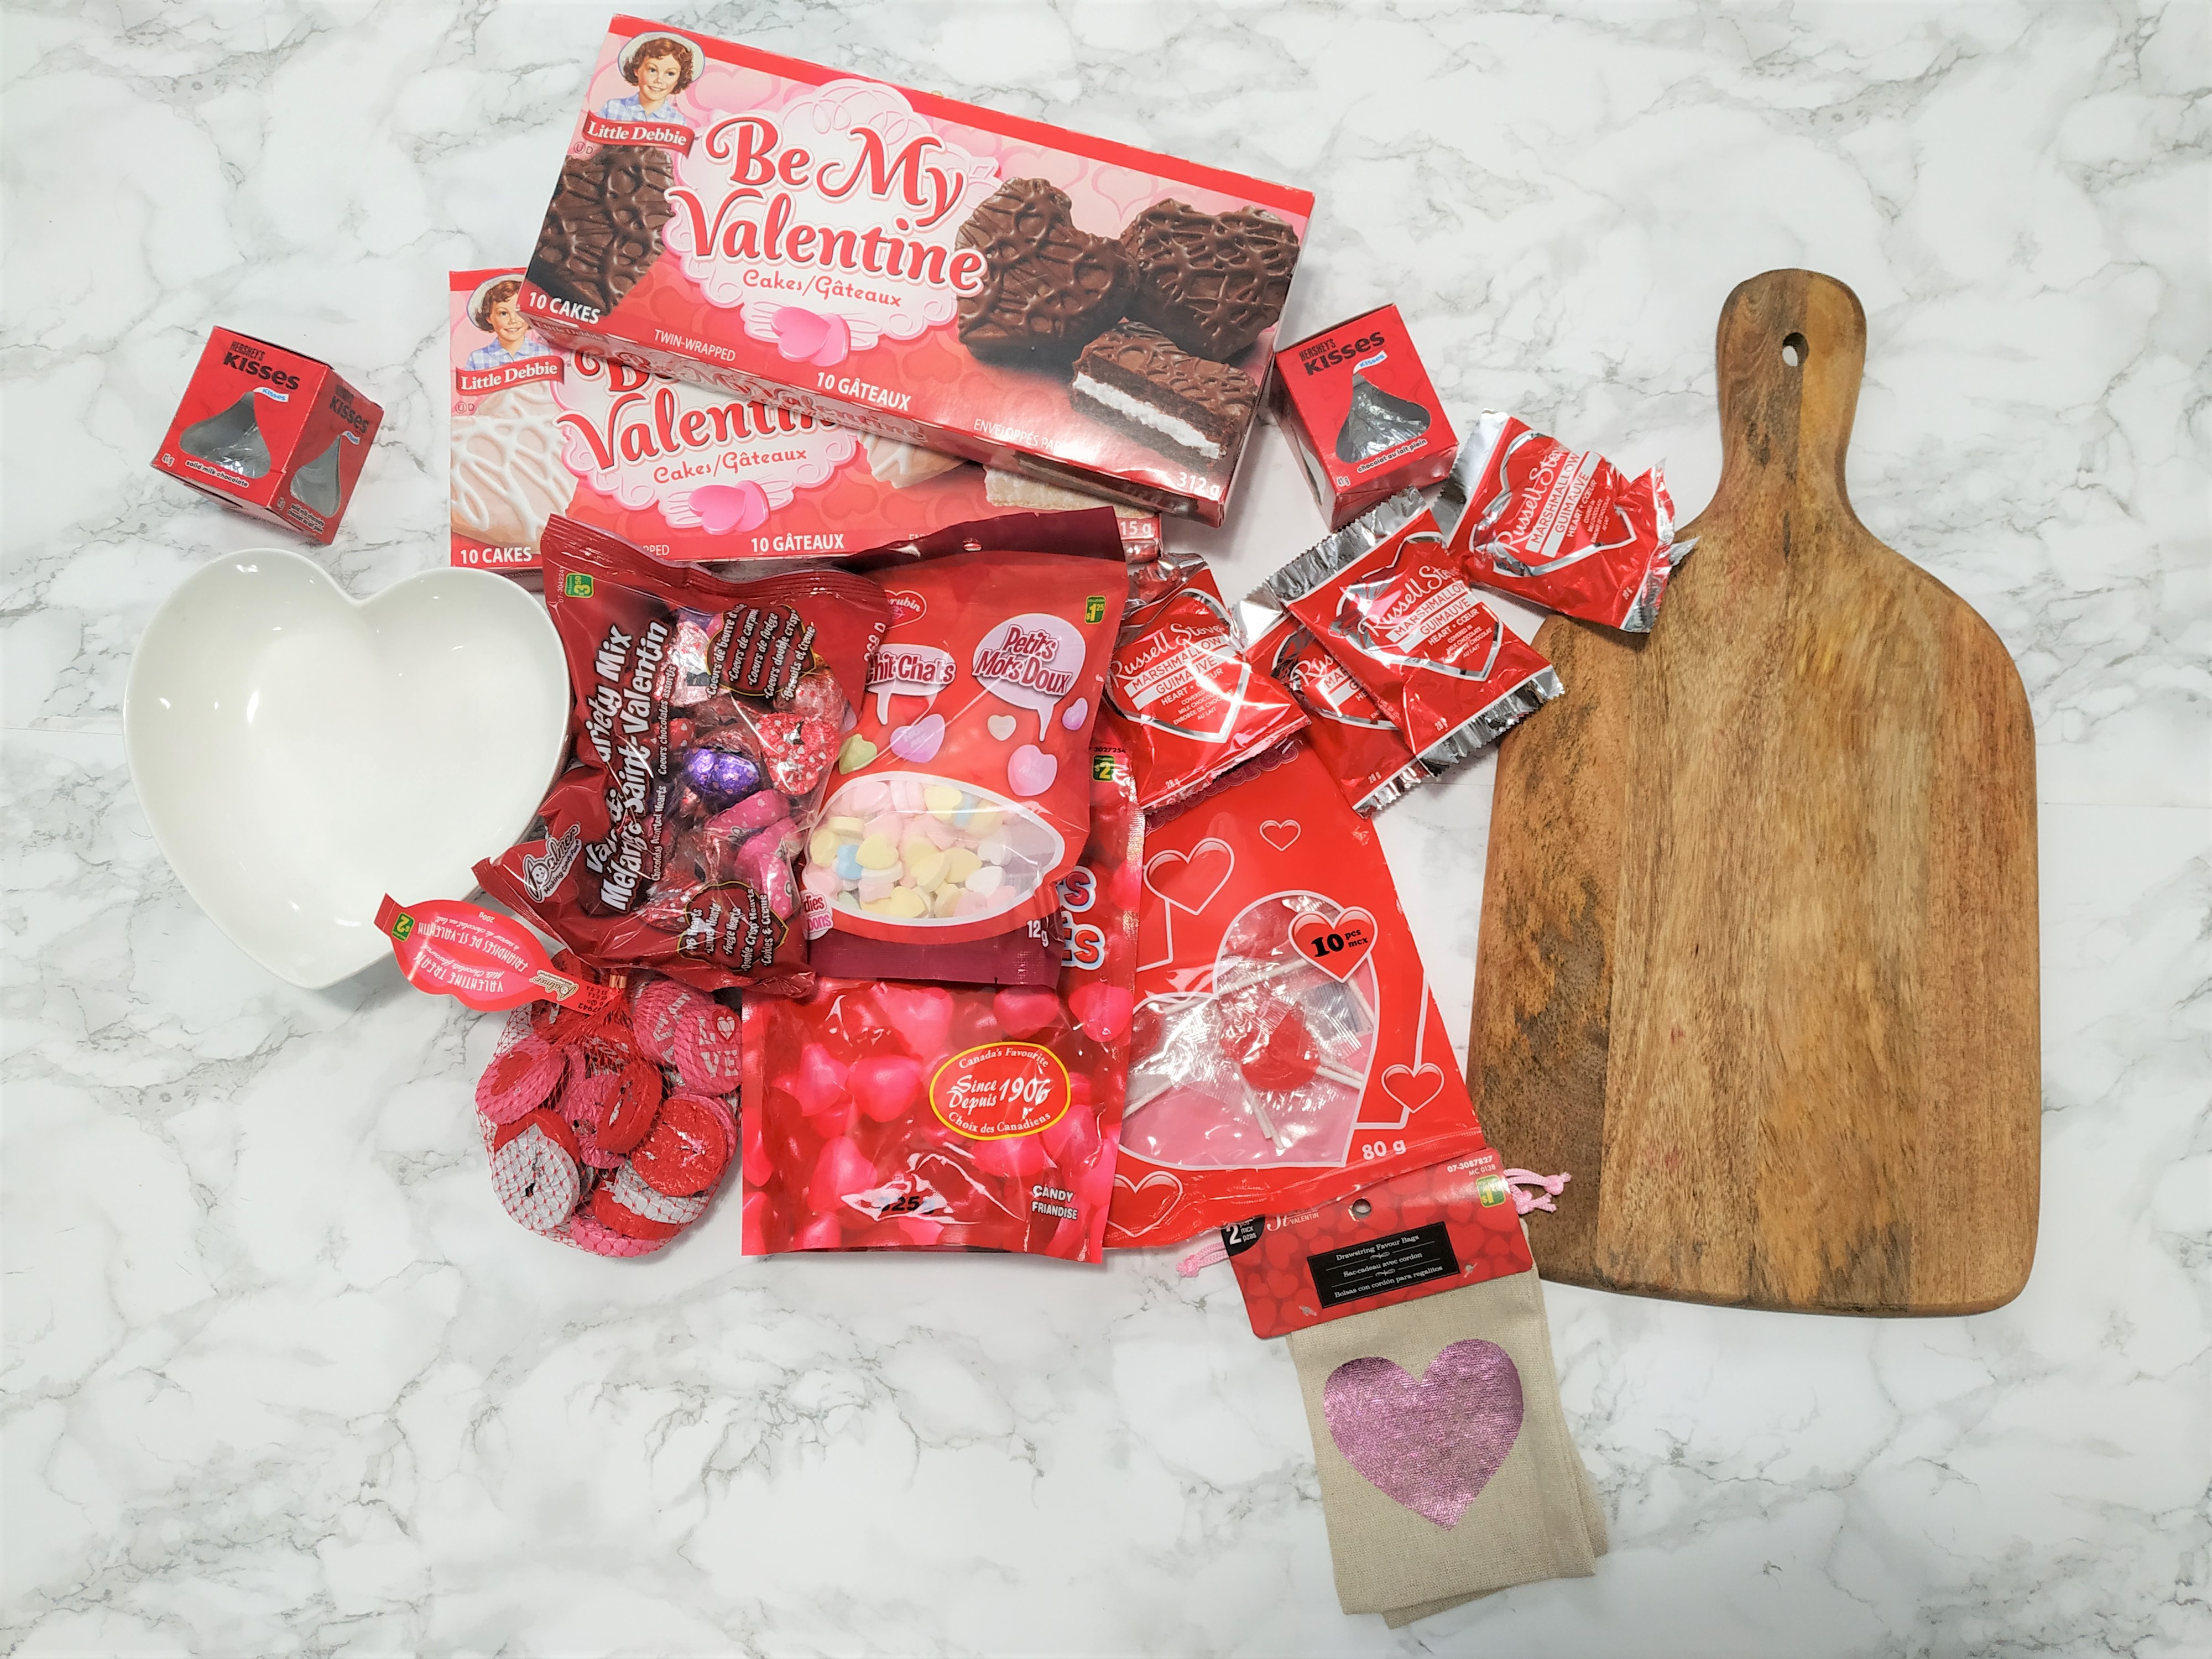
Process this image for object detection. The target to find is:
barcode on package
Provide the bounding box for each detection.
[1306,1222,1458,1309]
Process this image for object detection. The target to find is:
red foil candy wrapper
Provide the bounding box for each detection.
[1105,559,1307,815]
[1433,410,1691,632]
[476,514,891,996]
[1263,491,1562,775]
[1241,601,1427,816]
[742,747,1142,1261]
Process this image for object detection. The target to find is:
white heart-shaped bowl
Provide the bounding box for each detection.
[125,551,570,988]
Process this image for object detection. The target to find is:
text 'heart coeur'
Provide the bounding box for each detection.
[1323,1339,1524,1528]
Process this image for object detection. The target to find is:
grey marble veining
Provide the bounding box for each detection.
[3,2,2207,1655]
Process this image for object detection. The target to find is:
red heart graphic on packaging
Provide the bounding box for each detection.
[1109,1168,1185,1236]
[1288,906,1376,982]
[1144,839,1234,916]
[1380,1062,1445,1113]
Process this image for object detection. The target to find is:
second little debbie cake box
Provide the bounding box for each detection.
[516,17,1314,524]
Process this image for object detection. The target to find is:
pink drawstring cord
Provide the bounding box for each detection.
[1504,1168,1571,1213]
[1177,1239,1229,1276]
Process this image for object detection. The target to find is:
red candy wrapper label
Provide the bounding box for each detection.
[1104,561,1307,813]
[1241,601,1428,815]
[742,746,1142,1261]
[377,895,620,1015]
[476,515,891,996]
[1221,1150,1535,1338]
[1104,738,1488,1249]
[799,517,1122,947]
[1433,410,1690,633]
[1263,490,1563,775]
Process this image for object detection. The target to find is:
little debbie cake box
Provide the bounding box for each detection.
[515,17,1314,524]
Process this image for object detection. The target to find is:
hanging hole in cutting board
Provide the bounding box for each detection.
[1781,332,1807,368]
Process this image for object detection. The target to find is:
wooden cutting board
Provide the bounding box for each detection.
[1467,270,2039,1316]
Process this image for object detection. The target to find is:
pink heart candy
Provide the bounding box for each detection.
[972,1130,1050,1183]
[1061,697,1088,731]
[848,1055,924,1122]
[992,988,1061,1039]
[1007,743,1058,798]
[1068,982,1133,1045]
[808,1135,875,1212]
[795,1211,844,1250]
[811,312,851,367]
[1041,1103,1101,1172]
[790,1042,849,1115]
[1323,1340,1525,1528]
[876,984,954,1058]
[691,480,771,535]
[772,305,830,362]
[889,713,946,763]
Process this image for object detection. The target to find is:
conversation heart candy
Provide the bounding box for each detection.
[1007,743,1057,797]
[838,734,879,773]
[889,713,947,763]
[1061,697,1088,730]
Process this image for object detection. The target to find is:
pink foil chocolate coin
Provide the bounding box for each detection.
[475,1037,564,1124]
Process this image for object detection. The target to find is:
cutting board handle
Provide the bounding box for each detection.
[1710,269,1867,527]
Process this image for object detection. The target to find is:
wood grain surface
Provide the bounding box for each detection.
[1468,270,2039,1316]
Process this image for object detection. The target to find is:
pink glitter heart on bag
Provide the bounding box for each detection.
[1322,1339,1524,1527]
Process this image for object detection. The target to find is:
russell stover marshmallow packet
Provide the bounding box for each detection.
[514,17,1311,524]
[1432,410,1691,632]
[1262,491,1563,778]
[1104,738,1491,1249]
[448,267,1159,572]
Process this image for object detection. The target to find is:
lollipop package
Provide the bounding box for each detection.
[1432,410,1689,632]
[1105,559,1307,814]
[477,515,890,996]
[1105,738,1489,1248]
[742,746,1142,1260]
[800,511,1123,951]
[1264,491,1563,775]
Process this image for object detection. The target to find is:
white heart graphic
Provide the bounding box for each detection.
[1109,1168,1185,1236]
[126,550,569,987]
[987,713,1017,741]
[1259,818,1301,851]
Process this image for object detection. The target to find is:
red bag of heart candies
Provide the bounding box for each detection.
[797,510,1124,952]
[476,515,891,997]
[1433,410,1690,632]
[741,744,1142,1261]
[1262,491,1563,774]
[1240,599,1429,815]
[1104,559,1308,814]
[1105,737,1489,1249]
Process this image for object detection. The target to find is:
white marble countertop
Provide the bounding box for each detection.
[4,3,2206,1654]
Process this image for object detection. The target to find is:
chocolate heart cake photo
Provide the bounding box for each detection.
[526,143,676,318]
[1120,200,1300,361]
[955,177,1134,365]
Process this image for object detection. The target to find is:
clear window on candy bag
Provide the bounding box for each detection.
[1123,892,1380,1169]
[801,772,1065,927]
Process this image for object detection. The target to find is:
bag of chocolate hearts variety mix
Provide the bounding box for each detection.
[797,509,1124,959]
[477,515,890,997]
[1104,737,1489,1249]
[1104,557,1307,815]
[740,744,1141,1261]
[1264,490,1563,775]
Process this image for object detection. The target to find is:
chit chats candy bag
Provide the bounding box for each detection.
[1262,490,1563,775]
[1432,410,1691,633]
[1104,737,1489,1249]
[742,744,1142,1261]
[800,514,1123,947]
[477,514,890,997]
[1104,556,1308,815]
